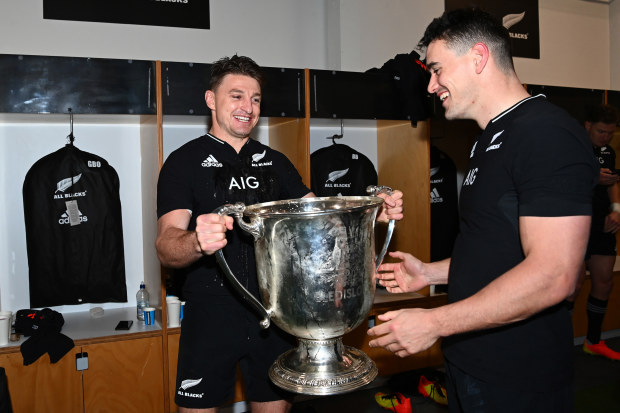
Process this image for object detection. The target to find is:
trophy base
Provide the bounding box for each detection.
[269,337,378,396]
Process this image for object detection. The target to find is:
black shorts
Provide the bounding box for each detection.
[174,297,295,409]
[444,360,574,413]
[586,225,617,258]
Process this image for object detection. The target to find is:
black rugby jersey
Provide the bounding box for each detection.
[23,145,127,307]
[430,145,459,262]
[444,95,598,390]
[310,144,377,197]
[157,134,310,301]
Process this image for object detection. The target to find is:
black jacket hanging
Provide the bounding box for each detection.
[366,50,432,123]
[430,145,460,261]
[311,144,378,197]
[22,145,127,307]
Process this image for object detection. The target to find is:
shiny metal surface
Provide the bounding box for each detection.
[215,191,394,395]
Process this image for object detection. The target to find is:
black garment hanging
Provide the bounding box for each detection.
[22,117,127,307]
[430,145,459,262]
[311,143,378,197]
[366,50,432,123]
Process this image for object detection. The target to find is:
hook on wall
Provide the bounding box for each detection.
[67,108,75,145]
[327,119,344,145]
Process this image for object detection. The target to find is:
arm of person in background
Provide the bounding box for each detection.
[155,209,233,269]
[604,181,620,233]
[598,168,620,186]
[368,214,590,358]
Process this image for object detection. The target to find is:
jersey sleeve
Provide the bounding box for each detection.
[513,123,598,217]
[157,149,196,218]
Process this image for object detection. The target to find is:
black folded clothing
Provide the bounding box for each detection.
[15,308,64,336]
[15,308,74,365]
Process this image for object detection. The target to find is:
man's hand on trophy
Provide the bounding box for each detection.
[376,251,428,293]
[367,307,439,358]
[195,213,234,256]
[376,189,404,223]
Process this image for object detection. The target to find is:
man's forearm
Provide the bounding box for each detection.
[156,227,203,269]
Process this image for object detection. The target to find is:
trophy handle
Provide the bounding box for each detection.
[366,185,396,270]
[213,203,271,329]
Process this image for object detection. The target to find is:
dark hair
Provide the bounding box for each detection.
[418,7,514,73]
[209,54,264,91]
[585,104,620,125]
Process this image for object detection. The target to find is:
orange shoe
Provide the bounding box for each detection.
[583,340,620,360]
[374,392,412,413]
[418,375,448,405]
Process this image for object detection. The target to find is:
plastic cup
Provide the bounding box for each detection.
[167,300,181,328]
[0,317,9,345]
[144,307,156,326]
[0,311,11,338]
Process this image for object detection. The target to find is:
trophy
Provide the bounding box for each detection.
[214,186,395,395]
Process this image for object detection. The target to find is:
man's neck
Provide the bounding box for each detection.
[209,129,250,153]
[476,77,530,129]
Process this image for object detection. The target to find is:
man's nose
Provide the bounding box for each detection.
[427,75,438,95]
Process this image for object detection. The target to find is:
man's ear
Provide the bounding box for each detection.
[471,42,490,74]
[205,90,215,111]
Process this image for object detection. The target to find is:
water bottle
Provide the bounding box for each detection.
[136,281,150,321]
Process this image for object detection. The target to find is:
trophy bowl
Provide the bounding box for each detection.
[215,188,395,395]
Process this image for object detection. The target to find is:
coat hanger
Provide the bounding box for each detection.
[326,119,344,145]
[66,108,75,146]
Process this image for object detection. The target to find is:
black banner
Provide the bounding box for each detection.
[43,0,210,30]
[445,0,539,59]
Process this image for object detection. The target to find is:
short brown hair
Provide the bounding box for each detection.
[209,54,264,92]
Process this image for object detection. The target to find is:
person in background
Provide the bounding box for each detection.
[155,54,403,413]
[367,8,598,412]
[574,103,620,360]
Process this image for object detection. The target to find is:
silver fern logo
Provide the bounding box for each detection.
[251,150,272,166]
[180,378,202,390]
[326,168,349,182]
[55,174,82,193]
[502,12,525,30]
[503,12,529,40]
[252,150,266,163]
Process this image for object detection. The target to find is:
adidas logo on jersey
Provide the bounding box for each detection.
[201,155,222,168]
[58,210,88,225]
[430,188,444,204]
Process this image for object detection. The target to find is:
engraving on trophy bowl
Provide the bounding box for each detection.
[255,210,376,341]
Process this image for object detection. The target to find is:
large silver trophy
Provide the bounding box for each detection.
[214,186,395,395]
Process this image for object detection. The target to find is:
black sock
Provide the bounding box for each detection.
[586,295,607,344]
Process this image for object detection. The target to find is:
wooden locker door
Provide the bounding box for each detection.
[0,347,83,413]
[81,336,164,413]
